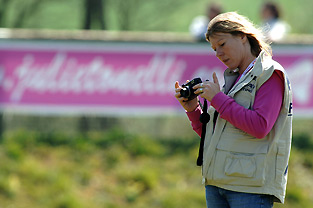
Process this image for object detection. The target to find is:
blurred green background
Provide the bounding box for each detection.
[1,115,313,208]
[1,0,313,207]
[0,0,313,34]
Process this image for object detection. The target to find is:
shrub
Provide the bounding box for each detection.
[292,133,313,150]
[126,135,166,157]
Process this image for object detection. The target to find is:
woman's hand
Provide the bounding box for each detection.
[193,72,220,102]
[174,81,199,112]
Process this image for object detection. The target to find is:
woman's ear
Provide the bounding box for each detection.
[240,34,248,43]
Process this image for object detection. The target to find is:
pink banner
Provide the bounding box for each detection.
[0,42,312,116]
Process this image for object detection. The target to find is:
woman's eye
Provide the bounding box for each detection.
[220,43,225,46]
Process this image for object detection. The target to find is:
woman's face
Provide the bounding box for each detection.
[209,32,247,71]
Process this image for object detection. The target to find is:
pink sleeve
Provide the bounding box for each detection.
[211,70,284,138]
[186,105,203,137]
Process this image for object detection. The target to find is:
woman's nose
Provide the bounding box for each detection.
[216,48,224,58]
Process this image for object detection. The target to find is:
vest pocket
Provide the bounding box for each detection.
[213,149,266,187]
[225,154,256,178]
[275,143,288,184]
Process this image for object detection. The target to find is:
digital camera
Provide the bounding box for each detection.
[180,77,202,101]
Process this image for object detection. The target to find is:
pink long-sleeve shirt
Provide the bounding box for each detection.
[186,70,284,139]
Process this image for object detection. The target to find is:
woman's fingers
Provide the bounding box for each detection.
[213,72,219,85]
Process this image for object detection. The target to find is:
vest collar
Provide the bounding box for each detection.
[223,51,272,95]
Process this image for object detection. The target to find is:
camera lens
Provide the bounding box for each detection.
[180,87,190,98]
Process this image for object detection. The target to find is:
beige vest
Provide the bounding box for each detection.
[202,52,293,203]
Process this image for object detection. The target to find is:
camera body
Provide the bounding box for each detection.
[180,77,202,101]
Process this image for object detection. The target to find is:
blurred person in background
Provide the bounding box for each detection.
[260,2,290,42]
[189,3,223,42]
[175,12,292,207]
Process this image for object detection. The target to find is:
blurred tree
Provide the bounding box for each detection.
[83,0,106,30]
[12,0,44,28]
[113,0,138,31]
[108,0,183,31]
[0,0,10,27]
[0,0,47,28]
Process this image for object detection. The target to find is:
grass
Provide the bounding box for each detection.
[0,116,313,207]
[0,127,206,208]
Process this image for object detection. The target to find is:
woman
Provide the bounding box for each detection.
[260,2,290,42]
[175,12,292,208]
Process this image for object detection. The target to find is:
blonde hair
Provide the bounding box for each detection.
[205,12,272,57]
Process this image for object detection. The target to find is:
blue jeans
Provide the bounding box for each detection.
[205,185,274,208]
